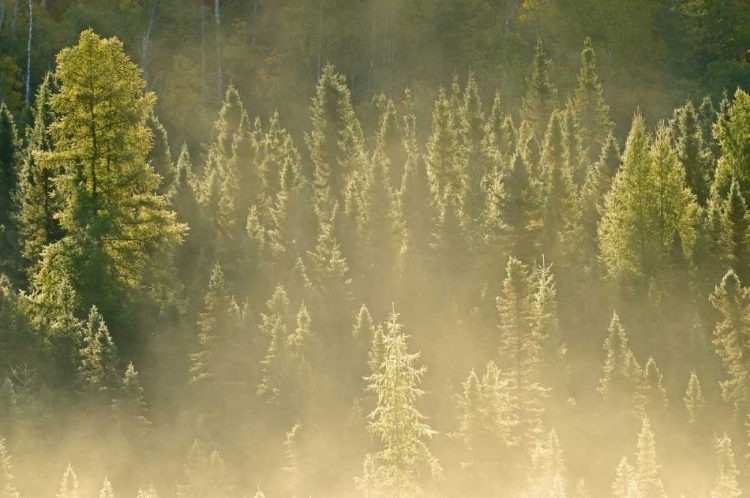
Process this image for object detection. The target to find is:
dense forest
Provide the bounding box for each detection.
[1,0,750,497]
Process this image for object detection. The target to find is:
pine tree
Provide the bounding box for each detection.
[283,420,315,497]
[528,429,567,497]
[710,269,750,413]
[400,147,436,261]
[496,257,547,448]
[713,89,750,204]
[534,262,569,400]
[522,38,557,138]
[172,145,204,291]
[684,370,705,425]
[305,64,365,215]
[99,477,115,498]
[79,306,119,401]
[711,434,741,498]
[426,88,459,199]
[0,437,17,498]
[635,417,666,498]
[563,100,587,189]
[458,71,488,225]
[359,309,443,496]
[57,463,79,498]
[136,485,159,498]
[176,440,233,498]
[497,150,542,262]
[484,91,515,163]
[573,37,613,159]
[597,312,642,410]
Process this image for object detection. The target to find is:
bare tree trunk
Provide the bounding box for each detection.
[252,0,258,46]
[201,1,206,102]
[214,0,222,102]
[0,1,6,34]
[11,0,19,40]
[24,0,31,105]
[316,7,322,80]
[141,0,159,88]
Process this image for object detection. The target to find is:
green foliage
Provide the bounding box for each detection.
[0,437,17,498]
[78,306,119,400]
[711,434,741,498]
[574,37,613,160]
[522,38,557,138]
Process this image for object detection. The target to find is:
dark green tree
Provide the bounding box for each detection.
[522,38,557,138]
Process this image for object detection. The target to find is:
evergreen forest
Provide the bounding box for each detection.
[1,1,750,497]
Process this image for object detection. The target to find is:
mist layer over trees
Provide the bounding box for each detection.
[1,1,750,497]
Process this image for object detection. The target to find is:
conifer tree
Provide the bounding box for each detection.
[172,145,204,291]
[16,72,61,271]
[426,88,459,199]
[484,91,515,163]
[112,362,150,444]
[176,440,233,498]
[368,323,385,378]
[637,358,668,417]
[534,262,569,400]
[522,38,557,138]
[600,118,697,288]
[572,479,590,498]
[458,71,488,225]
[79,306,119,401]
[698,96,718,163]
[613,457,639,498]
[99,477,115,498]
[433,194,466,286]
[33,29,185,327]
[684,370,705,425]
[57,463,79,498]
[374,98,406,192]
[573,38,612,159]
[713,89,750,203]
[498,150,542,261]
[305,64,365,215]
[711,434,741,498]
[0,438,16,498]
[400,148,435,261]
[597,312,641,410]
[710,269,750,412]
[283,420,315,497]
[719,179,750,282]
[580,133,621,253]
[528,429,567,498]
[136,485,159,498]
[563,100,587,188]
[257,285,292,405]
[0,101,20,278]
[635,417,666,498]
[146,111,175,197]
[360,309,443,496]
[496,257,547,448]
[674,101,710,206]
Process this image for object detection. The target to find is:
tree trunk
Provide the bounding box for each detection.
[214,0,222,102]
[201,0,206,102]
[0,1,6,34]
[24,0,31,105]
[11,0,19,40]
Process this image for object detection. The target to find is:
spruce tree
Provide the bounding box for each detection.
[496,257,547,448]
[484,91,515,163]
[305,64,365,215]
[498,150,542,262]
[719,179,750,283]
[581,133,620,253]
[458,71,488,225]
[176,440,233,498]
[710,269,750,413]
[146,110,175,197]
[16,72,61,271]
[711,434,741,498]
[674,101,710,206]
[57,463,79,498]
[0,101,20,278]
[360,309,443,496]
[78,306,119,402]
[0,437,16,498]
[637,357,668,417]
[136,485,159,498]
[99,477,115,498]
[635,417,666,498]
[612,457,638,498]
[563,100,587,188]
[522,38,557,138]
[282,420,315,497]
[713,89,750,204]
[597,312,641,410]
[684,370,705,425]
[573,37,612,159]
[426,88,459,199]
[112,362,150,444]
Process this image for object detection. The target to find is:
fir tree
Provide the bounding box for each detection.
[581,133,621,253]
[56,463,79,498]
[674,101,710,206]
[613,457,638,498]
[522,38,557,138]
[684,370,705,425]
[713,89,750,204]
[637,357,668,417]
[176,440,233,498]
[146,110,175,197]
[112,362,150,444]
[283,420,315,497]
[498,150,542,262]
[136,485,159,498]
[719,179,750,283]
[0,101,20,278]
[563,100,587,188]
[711,433,741,498]
[573,38,612,158]
[458,71,488,225]
[359,309,443,496]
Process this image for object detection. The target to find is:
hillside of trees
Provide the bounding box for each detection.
[1,1,750,497]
